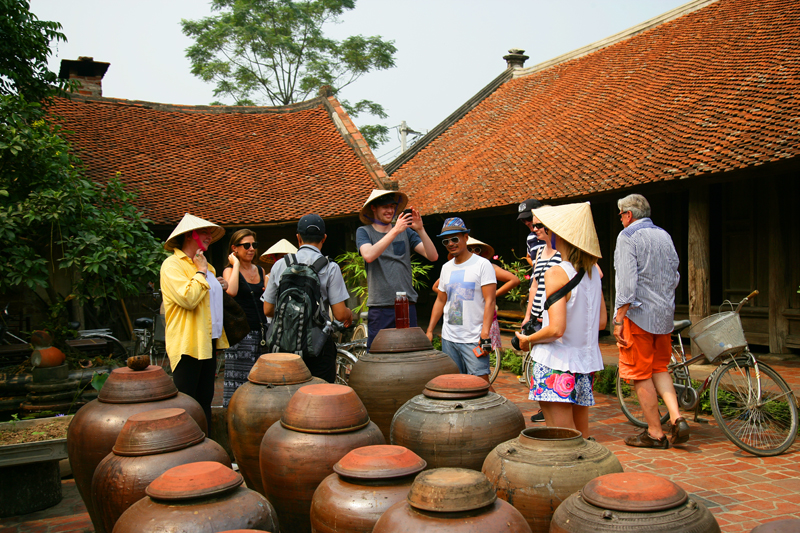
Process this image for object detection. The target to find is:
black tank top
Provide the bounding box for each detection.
[232,267,266,331]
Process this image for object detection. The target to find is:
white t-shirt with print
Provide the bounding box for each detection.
[437,254,497,344]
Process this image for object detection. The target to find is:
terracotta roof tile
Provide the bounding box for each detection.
[391,0,800,213]
[48,95,388,225]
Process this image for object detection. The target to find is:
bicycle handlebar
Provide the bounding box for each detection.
[735,290,759,314]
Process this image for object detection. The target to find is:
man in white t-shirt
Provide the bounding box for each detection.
[426,217,497,381]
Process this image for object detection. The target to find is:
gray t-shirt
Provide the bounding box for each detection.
[356,225,422,306]
[262,244,350,322]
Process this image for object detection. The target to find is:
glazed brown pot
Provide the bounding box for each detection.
[114,461,278,532]
[310,445,426,533]
[550,472,720,532]
[228,353,325,494]
[91,408,230,533]
[390,374,525,471]
[260,383,385,533]
[482,427,623,533]
[66,364,206,533]
[348,327,459,441]
[372,467,532,532]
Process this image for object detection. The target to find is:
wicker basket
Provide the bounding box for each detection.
[688,311,747,362]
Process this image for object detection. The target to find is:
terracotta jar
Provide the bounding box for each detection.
[310,445,426,533]
[67,362,206,533]
[91,408,230,533]
[228,353,325,494]
[551,472,720,533]
[482,427,623,533]
[372,467,532,532]
[390,374,525,471]
[260,383,385,533]
[348,327,460,441]
[114,461,279,533]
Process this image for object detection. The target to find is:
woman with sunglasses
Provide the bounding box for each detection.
[515,203,607,439]
[221,229,267,406]
[522,216,562,334]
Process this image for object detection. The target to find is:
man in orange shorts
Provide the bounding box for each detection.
[614,194,687,448]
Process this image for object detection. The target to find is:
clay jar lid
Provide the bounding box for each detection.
[582,472,688,512]
[98,365,178,403]
[248,353,313,385]
[334,445,427,480]
[146,461,242,500]
[407,468,496,512]
[281,383,370,434]
[113,408,205,456]
[370,327,432,353]
[423,374,490,399]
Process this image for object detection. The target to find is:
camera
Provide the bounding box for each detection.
[511,320,537,351]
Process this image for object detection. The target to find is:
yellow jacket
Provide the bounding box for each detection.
[161,249,229,369]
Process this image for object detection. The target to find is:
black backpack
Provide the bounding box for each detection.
[265,254,331,358]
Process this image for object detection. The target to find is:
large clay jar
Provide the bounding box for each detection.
[482,427,623,533]
[348,327,459,441]
[310,445,427,533]
[113,461,279,533]
[228,353,325,494]
[91,408,230,533]
[67,362,206,533]
[551,472,720,532]
[373,467,532,532]
[260,383,385,533]
[390,374,525,471]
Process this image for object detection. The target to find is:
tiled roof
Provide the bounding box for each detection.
[390,0,800,214]
[48,91,389,226]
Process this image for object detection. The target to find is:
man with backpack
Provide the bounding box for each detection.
[262,214,353,382]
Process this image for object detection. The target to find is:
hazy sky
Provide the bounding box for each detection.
[32,0,687,163]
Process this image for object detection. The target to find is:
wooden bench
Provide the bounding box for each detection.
[497,309,525,333]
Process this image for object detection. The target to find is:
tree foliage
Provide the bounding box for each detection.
[182,0,396,147]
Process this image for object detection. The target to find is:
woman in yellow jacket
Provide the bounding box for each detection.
[160,213,229,425]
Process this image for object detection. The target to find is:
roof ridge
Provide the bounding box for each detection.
[55,93,328,114]
[514,0,717,78]
[384,68,514,175]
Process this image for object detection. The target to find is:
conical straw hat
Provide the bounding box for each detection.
[466,237,495,259]
[359,189,409,225]
[164,213,225,251]
[532,203,601,258]
[260,238,298,265]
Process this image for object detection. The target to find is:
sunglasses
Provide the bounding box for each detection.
[531,223,545,230]
[618,211,630,218]
[234,242,259,250]
[441,236,462,246]
[467,246,482,254]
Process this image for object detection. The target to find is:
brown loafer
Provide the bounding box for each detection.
[624,429,670,449]
[669,417,690,445]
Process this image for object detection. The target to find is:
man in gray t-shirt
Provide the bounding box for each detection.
[356,190,438,348]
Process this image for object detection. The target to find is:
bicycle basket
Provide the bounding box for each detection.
[688,311,747,362]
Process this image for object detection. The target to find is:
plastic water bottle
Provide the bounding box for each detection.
[394,292,410,329]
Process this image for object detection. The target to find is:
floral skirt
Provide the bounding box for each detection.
[489,316,502,350]
[223,330,261,407]
[528,362,595,406]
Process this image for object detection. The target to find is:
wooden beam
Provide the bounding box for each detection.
[768,184,789,353]
[688,185,710,356]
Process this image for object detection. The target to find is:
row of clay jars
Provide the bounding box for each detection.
[227,353,325,494]
[348,327,460,442]
[91,408,229,533]
[67,363,207,533]
[391,374,526,471]
[114,462,279,533]
[260,383,385,533]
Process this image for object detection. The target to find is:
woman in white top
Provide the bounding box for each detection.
[515,203,607,438]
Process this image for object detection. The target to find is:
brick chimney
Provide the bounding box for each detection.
[58,57,110,97]
[503,48,529,70]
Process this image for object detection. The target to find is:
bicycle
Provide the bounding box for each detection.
[616,290,798,456]
[333,321,367,385]
[130,286,169,374]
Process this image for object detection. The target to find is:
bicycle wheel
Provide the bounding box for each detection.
[351,323,368,358]
[710,358,798,456]
[335,349,358,385]
[523,353,535,390]
[488,348,503,384]
[616,368,671,428]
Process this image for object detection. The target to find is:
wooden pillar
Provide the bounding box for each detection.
[688,185,710,356]
[768,184,789,353]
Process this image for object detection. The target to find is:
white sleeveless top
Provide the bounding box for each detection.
[530,262,604,374]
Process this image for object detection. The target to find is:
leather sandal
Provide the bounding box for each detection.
[624,429,670,449]
[669,417,690,445]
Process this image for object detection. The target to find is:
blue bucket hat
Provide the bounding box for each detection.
[437,217,470,237]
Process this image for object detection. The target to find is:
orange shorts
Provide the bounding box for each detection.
[617,317,672,380]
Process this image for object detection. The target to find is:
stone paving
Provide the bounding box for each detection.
[1,340,798,533]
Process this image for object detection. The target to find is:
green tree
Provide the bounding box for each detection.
[182,0,396,148]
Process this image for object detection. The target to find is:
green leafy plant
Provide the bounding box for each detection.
[592,366,619,396]
[498,349,523,376]
[495,249,530,303]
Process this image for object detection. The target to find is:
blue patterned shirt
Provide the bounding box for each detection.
[614,218,679,335]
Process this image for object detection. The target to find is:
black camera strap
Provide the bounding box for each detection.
[544,269,585,311]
